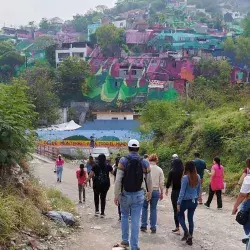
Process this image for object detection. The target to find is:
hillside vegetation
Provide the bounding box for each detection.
[140,60,250,195]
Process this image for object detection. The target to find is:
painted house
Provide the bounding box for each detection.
[92,112,135,120]
[88,22,101,41]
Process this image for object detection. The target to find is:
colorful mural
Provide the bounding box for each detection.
[39,140,128,148]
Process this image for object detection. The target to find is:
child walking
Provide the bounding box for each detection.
[76,164,87,203]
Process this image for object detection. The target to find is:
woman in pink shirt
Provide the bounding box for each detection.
[204,157,224,209]
[76,164,87,203]
[55,154,64,183]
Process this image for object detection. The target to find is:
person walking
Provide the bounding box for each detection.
[193,152,207,205]
[113,154,122,221]
[141,154,164,234]
[55,154,64,183]
[86,154,113,218]
[177,161,201,246]
[204,157,224,210]
[232,175,250,238]
[165,157,184,234]
[237,158,250,186]
[86,155,95,187]
[76,164,87,203]
[114,139,152,250]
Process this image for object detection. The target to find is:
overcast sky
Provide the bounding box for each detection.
[0,0,115,27]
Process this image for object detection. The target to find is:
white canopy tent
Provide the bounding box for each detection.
[39,120,81,131]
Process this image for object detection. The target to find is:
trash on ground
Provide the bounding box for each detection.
[46,211,75,226]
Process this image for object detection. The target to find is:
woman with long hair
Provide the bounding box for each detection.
[76,164,87,203]
[86,154,113,218]
[166,157,184,234]
[204,157,224,209]
[177,161,201,246]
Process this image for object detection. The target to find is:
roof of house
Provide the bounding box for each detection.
[126,30,154,44]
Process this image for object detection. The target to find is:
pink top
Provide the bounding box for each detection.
[210,164,224,191]
[76,170,87,185]
[56,158,64,167]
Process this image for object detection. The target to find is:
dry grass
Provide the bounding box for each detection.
[0,179,76,246]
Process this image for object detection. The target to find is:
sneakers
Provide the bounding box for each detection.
[172,228,180,235]
[100,214,106,218]
[186,236,193,246]
[151,229,156,234]
[79,200,82,204]
[140,227,147,233]
[95,211,100,217]
[204,203,210,209]
[120,241,129,248]
[218,208,223,210]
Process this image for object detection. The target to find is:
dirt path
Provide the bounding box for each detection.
[32,156,245,250]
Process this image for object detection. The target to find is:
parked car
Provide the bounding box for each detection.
[90,147,110,159]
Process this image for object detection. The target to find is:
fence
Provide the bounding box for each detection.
[36,145,59,161]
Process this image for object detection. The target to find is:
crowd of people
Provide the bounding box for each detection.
[54,139,250,249]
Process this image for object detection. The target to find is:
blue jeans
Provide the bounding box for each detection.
[120,190,144,250]
[57,166,63,181]
[141,190,159,230]
[178,199,198,236]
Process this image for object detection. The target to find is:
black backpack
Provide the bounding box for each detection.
[94,165,110,189]
[236,210,249,225]
[123,156,144,192]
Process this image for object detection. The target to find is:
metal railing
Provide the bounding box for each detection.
[36,145,59,161]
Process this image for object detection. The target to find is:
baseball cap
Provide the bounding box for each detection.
[128,139,140,148]
[172,154,178,158]
[240,176,250,194]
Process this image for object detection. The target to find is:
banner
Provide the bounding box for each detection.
[38,140,128,148]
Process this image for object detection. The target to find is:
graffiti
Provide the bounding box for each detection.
[39,140,128,148]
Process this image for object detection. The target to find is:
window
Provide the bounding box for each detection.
[58,53,70,61]
[132,70,137,75]
[172,61,177,68]
[73,52,84,58]
[124,117,127,120]
[112,117,118,120]
[120,22,124,27]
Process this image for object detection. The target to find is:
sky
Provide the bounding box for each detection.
[0,0,115,27]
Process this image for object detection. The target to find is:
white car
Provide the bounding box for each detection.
[90,147,110,159]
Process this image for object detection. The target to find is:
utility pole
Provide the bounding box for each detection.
[185,81,190,112]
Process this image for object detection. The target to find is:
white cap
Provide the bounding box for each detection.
[172,154,178,158]
[240,176,250,194]
[128,139,140,148]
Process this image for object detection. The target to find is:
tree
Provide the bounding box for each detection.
[33,35,56,50]
[243,17,250,37]
[224,13,233,23]
[45,44,57,67]
[96,24,125,56]
[39,18,51,32]
[56,57,91,105]
[96,5,108,13]
[235,37,250,66]
[22,63,59,125]
[223,38,236,53]
[0,41,25,82]
[0,79,36,165]
[71,14,88,32]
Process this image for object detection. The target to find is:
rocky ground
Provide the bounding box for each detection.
[31,155,245,250]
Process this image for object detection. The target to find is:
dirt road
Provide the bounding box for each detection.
[32,156,245,250]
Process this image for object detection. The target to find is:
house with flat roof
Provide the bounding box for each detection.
[55,42,91,66]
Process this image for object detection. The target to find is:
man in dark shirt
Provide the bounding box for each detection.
[193,152,206,205]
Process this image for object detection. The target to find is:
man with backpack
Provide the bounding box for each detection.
[114,139,152,250]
